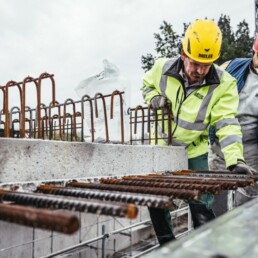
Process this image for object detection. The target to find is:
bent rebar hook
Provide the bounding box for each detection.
[94,92,109,143]
[49,101,62,140]
[110,90,124,144]
[4,80,22,137]
[134,105,145,144]
[63,98,77,141]
[37,73,56,138]
[81,94,94,142]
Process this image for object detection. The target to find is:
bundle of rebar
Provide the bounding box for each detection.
[120,170,256,192]
[64,170,257,205]
[0,73,127,144]
[66,180,201,200]
[1,169,256,234]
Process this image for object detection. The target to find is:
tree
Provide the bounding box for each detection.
[141,14,254,70]
[234,20,254,58]
[217,15,236,64]
[141,53,155,73]
[217,15,253,64]
[141,21,182,72]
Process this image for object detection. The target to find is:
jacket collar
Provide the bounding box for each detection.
[163,57,220,86]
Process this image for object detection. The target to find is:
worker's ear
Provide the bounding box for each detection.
[181,49,186,61]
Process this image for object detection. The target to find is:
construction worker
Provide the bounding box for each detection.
[141,19,255,246]
[209,35,258,208]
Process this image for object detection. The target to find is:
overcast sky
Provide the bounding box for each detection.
[0,0,255,108]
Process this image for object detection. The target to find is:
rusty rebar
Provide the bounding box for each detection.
[21,76,38,138]
[147,105,152,144]
[49,100,62,140]
[122,176,238,190]
[63,98,77,141]
[169,170,258,177]
[164,175,254,187]
[127,174,254,188]
[94,92,109,142]
[154,104,173,145]
[4,80,22,137]
[154,108,158,145]
[5,85,129,143]
[81,94,94,142]
[187,173,258,183]
[3,73,55,138]
[66,181,200,200]
[10,106,21,129]
[169,170,258,182]
[130,108,133,144]
[37,73,56,139]
[40,103,48,139]
[110,90,124,144]
[63,113,73,141]
[0,203,79,234]
[130,104,173,145]
[134,105,145,144]
[0,189,137,219]
[99,178,221,194]
[25,106,33,138]
[0,109,5,134]
[167,103,173,145]
[36,184,173,209]
[0,86,5,113]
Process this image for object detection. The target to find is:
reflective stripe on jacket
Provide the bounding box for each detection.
[141,57,244,168]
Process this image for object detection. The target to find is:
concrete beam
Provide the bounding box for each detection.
[0,138,187,183]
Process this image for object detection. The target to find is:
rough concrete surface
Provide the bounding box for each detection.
[0,138,187,183]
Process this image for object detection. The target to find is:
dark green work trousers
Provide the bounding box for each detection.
[148,153,216,246]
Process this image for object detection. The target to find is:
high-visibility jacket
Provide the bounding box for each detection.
[141,57,244,168]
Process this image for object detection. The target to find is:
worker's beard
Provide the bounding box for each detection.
[189,74,203,85]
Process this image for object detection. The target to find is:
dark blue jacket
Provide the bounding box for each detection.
[209,58,252,144]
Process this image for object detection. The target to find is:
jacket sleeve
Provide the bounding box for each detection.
[210,72,244,168]
[141,58,166,104]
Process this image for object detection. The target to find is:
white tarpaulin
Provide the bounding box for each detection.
[76,59,131,143]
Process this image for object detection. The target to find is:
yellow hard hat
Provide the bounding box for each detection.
[183,19,222,63]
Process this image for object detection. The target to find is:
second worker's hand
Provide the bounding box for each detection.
[231,161,256,176]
